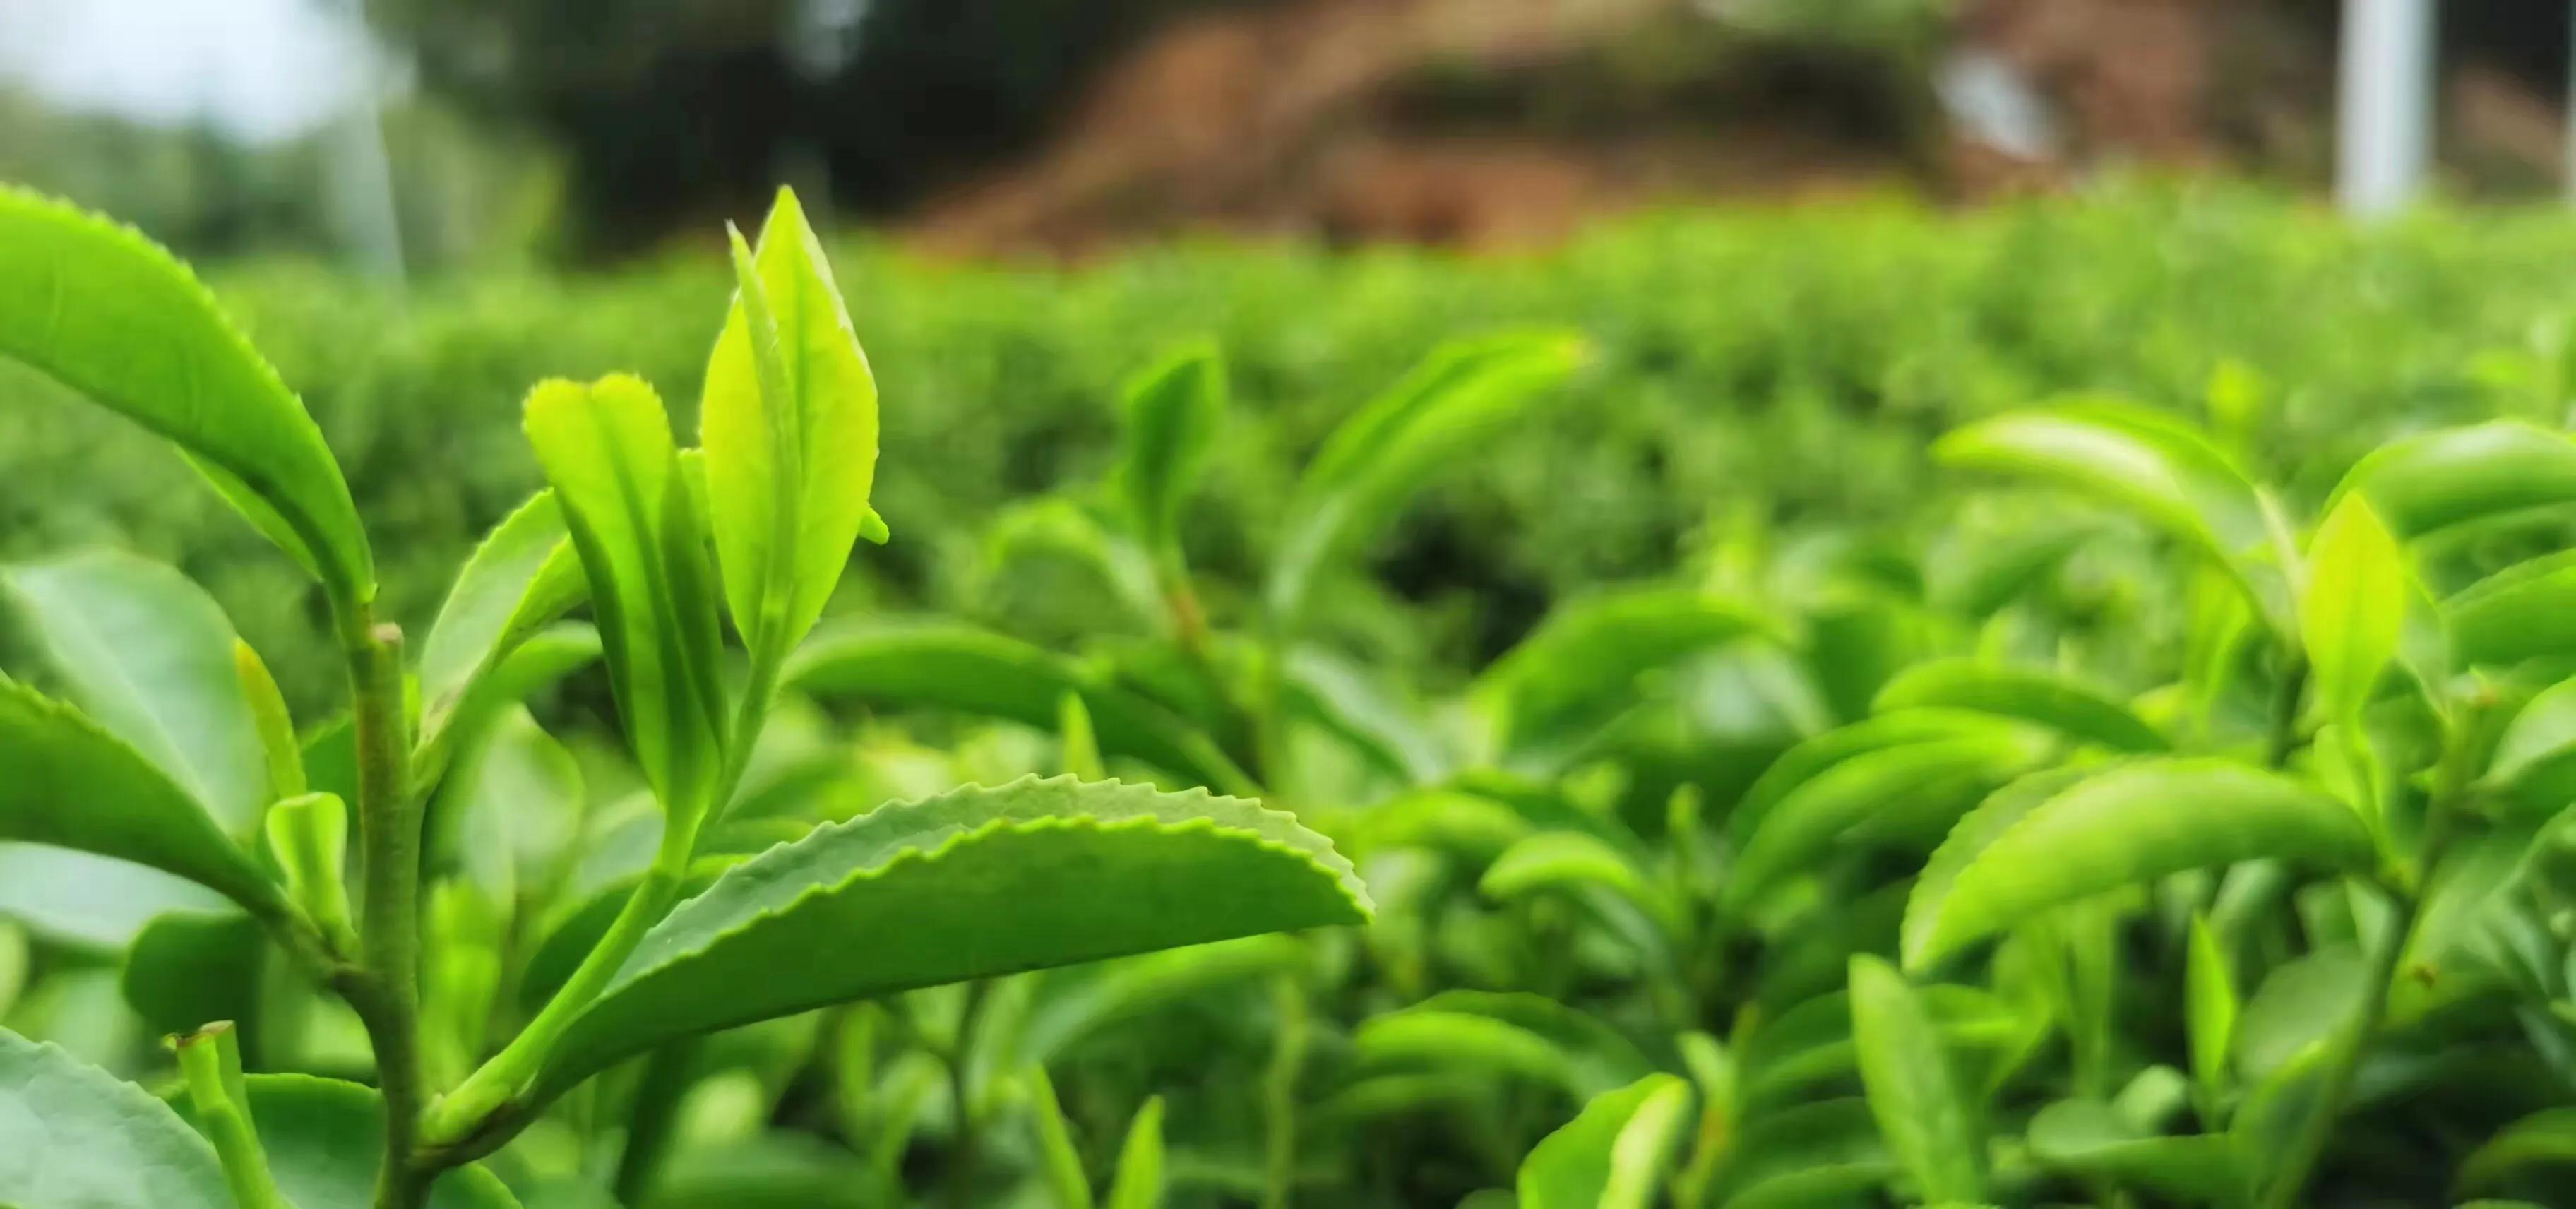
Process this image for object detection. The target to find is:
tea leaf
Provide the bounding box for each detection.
[788,621,1256,795]
[1517,1073,1693,1209]
[2025,1098,2252,1204]
[2330,420,2576,538]
[1715,1100,1895,1209]
[1740,984,2025,1104]
[0,187,374,607]
[1849,955,1985,1203]
[2186,913,2237,1110]
[172,1073,521,1208]
[1474,588,1771,759]
[2300,494,2405,727]
[1728,729,2051,906]
[1025,1066,1097,1209]
[1731,710,2016,842]
[2457,1108,2576,1198]
[122,911,264,1038]
[1936,403,2274,620]
[524,375,730,838]
[1356,991,1656,1100]
[1902,760,2375,969]
[2449,550,2576,667]
[5,552,268,830]
[1116,343,1224,557]
[700,189,879,665]
[1873,659,2166,751]
[416,489,585,765]
[1005,936,1305,1071]
[523,775,1367,1102]
[1480,830,1664,923]
[0,679,285,922]
[0,1026,229,1208]
[1105,1097,1167,1209]
[1268,332,1582,622]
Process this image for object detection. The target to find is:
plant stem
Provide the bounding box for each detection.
[948,979,993,1209]
[342,614,429,1209]
[2264,657,2308,770]
[1260,975,1308,1209]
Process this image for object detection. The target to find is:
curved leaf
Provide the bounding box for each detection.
[2300,494,2405,727]
[1714,1097,1892,1209]
[2331,420,2576,538]
[1729,709,2011,843]
[1903,760,2375,970]
[1936,403,2272,617]
[1480,831,1663,921]
[1268,332,1583,622]
[2186,913,2236,1107]
[1116,343,1224,556]
[524,375,730,829]
[525,775,1368,1102]
[5,552,267,829]
[700,187,879,663]
[1739,984,2025,1104]
[1475,588,1771,759]
[787,621,1256,796]
[1872,659,2166,752]
[2458,1108,2576,1198]
[415,490,584,762]
[1848,955,1984,1203]
[121,910,265,1038]
[0,186,372,604]
[0,678,284,922]
[2025,1098,2250,1204]
[2447,551,2576,668]
[1517,1073,1693,1209]
[1727,727,2051,906]
[1283,645,1451,783]
[1004,935,1306,1070]
[173,1073,520,1208]
[1106,1097,1167,1209]
[0,1026,229,1208]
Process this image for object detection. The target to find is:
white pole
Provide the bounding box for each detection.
[2336,0,2436,217]
[2566,0,2576,203]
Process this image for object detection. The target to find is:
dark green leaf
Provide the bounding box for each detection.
[1475,588,1771,760]
[2025,1098,2251,1204]
[121,910,264,1038]
[1115,344,1224,556]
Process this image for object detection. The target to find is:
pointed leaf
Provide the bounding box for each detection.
[2186,913,2236,1106]
[0,186,373,605]
[524,375,730,832]
[6,552,267,828]
[1872,659,2166,751]
[1024,1066,1097,1209]
[416,490,585,764]
[1474,588,1771,758]
[1903,760,2375,970]
[787,621,1255,795]
[1849,955,1985,1203]
[700,188,880,662]
[2330,420,2576,538]
[1739,984,2026,1104]
[1516,1073,1693,1209]
[1727,728,2051,907]
[2300,494,2405,727]
[1268,332,1582,621]
[0,1026,229,1208]
[1116,344,1224,556]
[2025,1098,2251,1204]
[525,775,1368,1102]
[1105,1096,1167,1209]
[1479,830,1664,923]
[0,678,285,922]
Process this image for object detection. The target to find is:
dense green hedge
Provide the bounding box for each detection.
[12,184,2576,700]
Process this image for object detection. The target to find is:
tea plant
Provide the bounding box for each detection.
[0,186,1371,1209]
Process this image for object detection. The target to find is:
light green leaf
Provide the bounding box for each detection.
[1268,332,1583,622]
[1727,727,2051,907]
[524,375,730,836]
[2025,1098,2251,1205]
[2186,913,2236,1109]
[2485,676,2576,811]
[1354,991,1654,1100]
[1006,936,1305,1071]
[1479,831,1663,922]
[1739,984,2025,1104]
[2299,494,2405,727]
[1848,955,1984,1203]
[1729,710,2015,844]
[172,1073,521,1208]
[5,552,267,830]
[0,678,285,924]
[2447,551,2576,667]
[0,186,373,607]
[523,775,1367,1102]
[2330,420,2576,538]
[1283,645,1452,783]
[1936,403,2274,620]
[1025,1066,1096,1209]
[1516,1073,1693,1209]
[787,621,1255,795]
[1902,760,2375,970]
[415,490,585,766]
[700,187,880,665]
[0,1026,229,1208]
[1115,343,1224,556]
[1105,1096,1167,1209]
[1872,659,2166,751]
[1474,588,1771,759]
[2234,948,2366,1083]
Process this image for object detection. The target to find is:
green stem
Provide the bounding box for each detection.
[345,615,429,1209]
[1260,976,1308,1209]
[178,1023,291,1209]
[2264,658,2308,770]
[422,862,685,1144]
[948,979,993,1209]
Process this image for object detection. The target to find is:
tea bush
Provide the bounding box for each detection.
[16,181,2576,1209]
